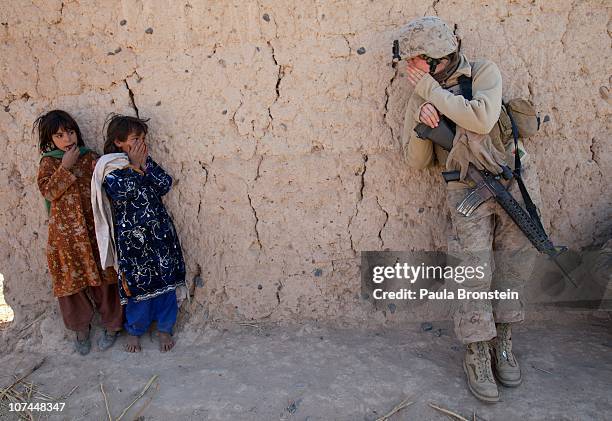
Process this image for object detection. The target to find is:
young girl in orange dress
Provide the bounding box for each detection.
[36,110,123,355]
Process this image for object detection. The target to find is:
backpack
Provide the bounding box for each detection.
[497,98,540,145]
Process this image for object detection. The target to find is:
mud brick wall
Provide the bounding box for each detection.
[0,1,610,348]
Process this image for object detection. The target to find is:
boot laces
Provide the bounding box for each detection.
[497,325,517,366]
[475,342,495,383]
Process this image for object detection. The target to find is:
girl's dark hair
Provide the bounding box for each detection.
[33,110,85,153]
[103,114,150,154]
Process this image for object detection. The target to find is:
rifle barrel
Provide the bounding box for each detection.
[550,256,578,288]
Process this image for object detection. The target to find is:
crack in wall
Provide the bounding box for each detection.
[199,161,209,184]
[375,196,389,249]
[589,137,602,171]
[22,38,40,97]
[341,34,352,56]
[560,0,578,54]
[383,65,399,147]
[51,2,64,25]
[208,42,219,58]
[275,280,282,305]
[256,279,283,320]
[32,51,40,96]
[555,166,573,215]
[358,154,368,201]
[257,0,279,39]
[431,0,440,16]
[247,192,262,249]
[197,161,209,218]
[1,94,17,111]
[347,211,358,255]
[347,154,368,254]
[254,155,263,181]
[229,100,243,134]
[123,79,140,118]
[2,92,33,122]
[266,40,284,131]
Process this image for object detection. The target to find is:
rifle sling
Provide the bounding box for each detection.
[456,75,546,234]
[504,104,546,234]
[457,75,472,101]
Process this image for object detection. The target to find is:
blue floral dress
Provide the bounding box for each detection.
[104,156,185,305]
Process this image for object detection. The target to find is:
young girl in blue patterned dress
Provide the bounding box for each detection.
[101,115,185,352]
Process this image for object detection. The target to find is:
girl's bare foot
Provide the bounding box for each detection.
[125,334,141,353]
[159,332,174,352]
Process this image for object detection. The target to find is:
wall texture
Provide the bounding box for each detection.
[0,0,610,348]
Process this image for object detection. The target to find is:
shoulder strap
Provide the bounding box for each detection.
[457,75,472,101]
[505,104,546,233]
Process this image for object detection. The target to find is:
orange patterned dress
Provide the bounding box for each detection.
[37,152,117,297]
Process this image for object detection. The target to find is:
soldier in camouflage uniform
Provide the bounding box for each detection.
[398,16,541,402]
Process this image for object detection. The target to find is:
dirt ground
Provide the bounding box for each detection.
[1,315,611,421]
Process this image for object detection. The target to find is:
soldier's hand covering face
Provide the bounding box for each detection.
[406,58,428,86]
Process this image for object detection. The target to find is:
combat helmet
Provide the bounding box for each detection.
[397,16,458,59]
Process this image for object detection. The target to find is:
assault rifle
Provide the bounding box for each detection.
[414,119,577,287]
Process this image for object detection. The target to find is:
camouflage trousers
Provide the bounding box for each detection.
[447,162,540,344]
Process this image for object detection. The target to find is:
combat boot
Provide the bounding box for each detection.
[490,323,522,387]
[463,341,499,402]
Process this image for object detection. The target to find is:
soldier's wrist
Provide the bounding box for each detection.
[414,73,439,100]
